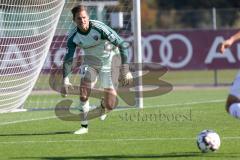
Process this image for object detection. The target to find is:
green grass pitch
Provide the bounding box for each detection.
[1,87,240,159]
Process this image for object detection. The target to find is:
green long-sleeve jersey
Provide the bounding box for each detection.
[63,20,129,78]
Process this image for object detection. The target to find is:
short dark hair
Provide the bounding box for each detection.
[71,5,88,19]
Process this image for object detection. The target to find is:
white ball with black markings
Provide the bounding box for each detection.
[197,130,221,152]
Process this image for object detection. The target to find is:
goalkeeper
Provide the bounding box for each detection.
[62,5,133,134]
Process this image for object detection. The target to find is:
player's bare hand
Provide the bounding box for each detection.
[119,64,133,86]
[61,77,73,97]
[220,38,234,54]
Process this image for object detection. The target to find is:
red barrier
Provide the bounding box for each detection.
[1,29,240,72]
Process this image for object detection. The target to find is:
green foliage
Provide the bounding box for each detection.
[140,0,240,30]
[156,0,240,10]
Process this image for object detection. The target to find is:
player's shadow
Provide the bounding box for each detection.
[12,152,240,159]
[0,131,72,137]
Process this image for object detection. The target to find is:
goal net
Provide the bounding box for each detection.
[22,0,140,111]
[0,0,64,112]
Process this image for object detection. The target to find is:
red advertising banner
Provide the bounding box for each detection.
[139,29,240,70]
[2,29,240,71]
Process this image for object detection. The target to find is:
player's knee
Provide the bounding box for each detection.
[228,103,240,118]
[225,95,240,113]
[104,101,115,110]
[103,98,118,110]
[225,103,231,113]
[80,96,88,102]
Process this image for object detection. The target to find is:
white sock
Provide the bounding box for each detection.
[79,100,89,112]
[79,100,89,126]
[81,120,88,126]
[229,103,240,118]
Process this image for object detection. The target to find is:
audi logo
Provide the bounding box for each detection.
[125,34,193,69]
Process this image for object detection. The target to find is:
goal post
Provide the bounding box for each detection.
[133,0,143,108]
[0,0,65,113]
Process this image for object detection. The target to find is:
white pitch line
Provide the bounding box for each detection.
[0,99,225,126]
[0,138,196,144]
[144,99,225,109]
[0,116,57,126]
[0,136,239,144]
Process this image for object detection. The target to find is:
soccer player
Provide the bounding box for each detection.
[62,5,133,134]
[220,31,240,118]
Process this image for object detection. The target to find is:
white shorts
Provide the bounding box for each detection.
[80,65,119,89]
[230,71,240,98]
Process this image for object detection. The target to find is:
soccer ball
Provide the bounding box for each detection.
[196,130,221,152]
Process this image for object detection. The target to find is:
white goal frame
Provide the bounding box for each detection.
[2,0,143,112]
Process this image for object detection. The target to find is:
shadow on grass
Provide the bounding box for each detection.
[11,152,240,160]
[0,131,72,137]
